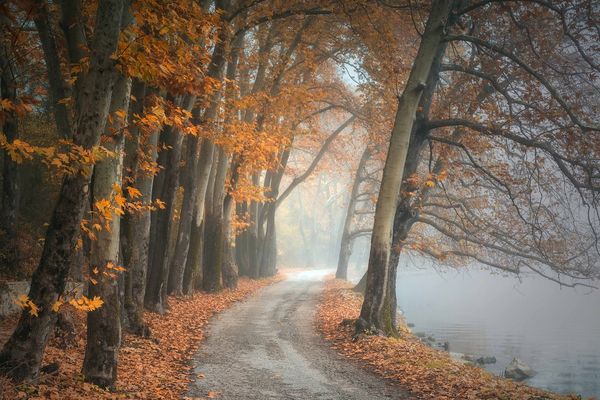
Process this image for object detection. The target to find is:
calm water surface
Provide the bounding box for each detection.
[388,261,600,398]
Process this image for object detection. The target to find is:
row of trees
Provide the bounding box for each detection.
[1,0,599,391]
[0,0,375,388]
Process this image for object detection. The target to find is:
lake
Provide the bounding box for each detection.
[384,258,600,398]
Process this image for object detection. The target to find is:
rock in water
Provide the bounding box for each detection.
[476,356,497,365]
[504,358,536,381]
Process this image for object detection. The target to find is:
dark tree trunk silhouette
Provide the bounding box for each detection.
[145,95,192,313]
[0,0,124,381]
[0,34,20,271]
[167,133,203,296]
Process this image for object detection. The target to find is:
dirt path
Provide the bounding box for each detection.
[188,271,412,400]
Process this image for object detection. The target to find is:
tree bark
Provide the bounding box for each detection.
[201,158,218,290]
[144,94,193,313]
[0,0,124,382]
[83,72,131,389]
[0,34,20,270]
[353,271,367,293]
[181,139,215,294]
[384,50,488,330]
[203,148,228,292]
[121,84,159,335]
[358,0,452,336]
[235,202,250,276]
[182,216,204,295]
[247,175,261,278]
[32,0,74,138]
[59,0,88,67]
[221,163,238,289]
[167,132,203,296]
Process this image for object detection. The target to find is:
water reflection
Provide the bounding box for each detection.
[386,259,600,397]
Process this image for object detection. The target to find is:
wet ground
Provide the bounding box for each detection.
[188,271,411,399]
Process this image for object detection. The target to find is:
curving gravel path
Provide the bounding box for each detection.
[187,270,413,399]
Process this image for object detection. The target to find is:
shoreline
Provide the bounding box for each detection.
[317,278,582,400]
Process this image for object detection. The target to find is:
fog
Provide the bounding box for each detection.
[278,177,600,398]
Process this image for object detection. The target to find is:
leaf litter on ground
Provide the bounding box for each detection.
[316,278,591,400]
[0,275,281,399]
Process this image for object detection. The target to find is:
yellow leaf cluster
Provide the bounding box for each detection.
[14,294,39,317]
[68,295,104,312]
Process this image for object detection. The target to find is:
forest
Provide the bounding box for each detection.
[0,0,599,399]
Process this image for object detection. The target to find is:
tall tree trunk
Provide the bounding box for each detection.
[202,212,224,292]
[231,23,276,280]
[221,175,238,288]
[167,133,202,296]
[336,147,371,280]
[203,148,228,292]
[181,140,215,294]
[385,58,487,330]
[83,73,131,389]
[235,202,250,276]
[197,150,219,291]
[59,0,88,76]
[358,0,453,336]
[0,36,20,271]
[258,210,277,277]
[182,216,203,294]
[32,0,74,139]
[0,0,124,382]
[258,149,290,277]
[247,175,261,278]
[121,84,159,335]
[144,95,192,313]
[169,17,240,294]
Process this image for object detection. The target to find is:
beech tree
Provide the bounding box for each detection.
[0,0,126,381]
[352,0,600,335]
[356,0,455,335]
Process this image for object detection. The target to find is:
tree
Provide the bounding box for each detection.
[0,17,20,270]
[357,0,454,336]
[356,0,600,337]
[0,0,126,382]
[336,146,373,280]
[83,71,132,389]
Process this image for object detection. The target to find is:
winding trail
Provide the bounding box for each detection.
[188,270,412,399]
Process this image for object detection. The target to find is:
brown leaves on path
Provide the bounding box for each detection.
[316,278,585,400]
[0,275,281,399]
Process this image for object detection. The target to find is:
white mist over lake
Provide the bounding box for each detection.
[387,260,600,398]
